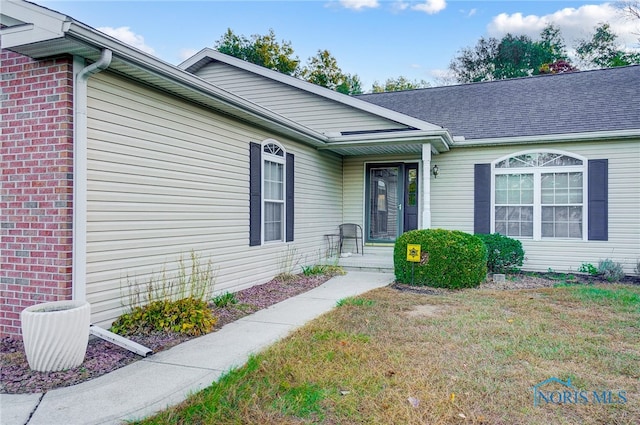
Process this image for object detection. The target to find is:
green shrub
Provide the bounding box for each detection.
[111,296,217,336]
[394,229,487,289]
[301,264,328,276]
[212,292,238,308]
[112,251,218,337]
[578,262,598,276]
[475,233,524,274]
[597,259,625,282]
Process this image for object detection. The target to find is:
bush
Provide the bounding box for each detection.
[212,292,238,308]
[111,297,217,336]
[475,233,524,274]
[394,229,487,289]
[578,262,598,276]
[597,259,625,282]
[112,251,218,337]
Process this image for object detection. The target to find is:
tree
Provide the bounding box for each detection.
[449,25,570,83]
[300,50,363,95]
[618,0,640,43]
[214,28,300,75]
[449,36,498,83]
[538,60,578,74]
[371,76,430,93]
[576,23,640,68]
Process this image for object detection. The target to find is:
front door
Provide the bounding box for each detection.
[366,163,419,243]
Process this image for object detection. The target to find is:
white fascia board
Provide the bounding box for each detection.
[321,130,451,154]
[62,23,329,147]
[330,129,452,150]
[180,48,445,133]
[451,129,640,148]
[0,0,70,47]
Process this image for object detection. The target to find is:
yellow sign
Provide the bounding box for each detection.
[407,244,421,262]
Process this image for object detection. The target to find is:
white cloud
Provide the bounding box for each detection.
[487,4,639,49]
[97,26,156,55]
[339,0,379,10]
[411,0,447,15]
[392,1,410,12]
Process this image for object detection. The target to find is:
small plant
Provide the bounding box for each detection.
[273,272,299,283]
[111,297,216,336]
[475,233,524,274]
[212,292,238,308]
[597,259,625,282]
[112,251,218,337]
[278,245,302,276]
[634,260,640,276]
[336,297,376,307]
[301,264,327,276]
[323,265,346,277]
[578,262,599,276]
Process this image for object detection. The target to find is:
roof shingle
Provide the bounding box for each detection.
[357,65,640,141]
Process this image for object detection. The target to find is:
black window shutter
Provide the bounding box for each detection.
[286,153,294,242]
[588,159,608,241]
[474,163,491,234]
[249,143,261,246]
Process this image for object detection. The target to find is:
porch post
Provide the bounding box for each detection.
[421,144,432,229]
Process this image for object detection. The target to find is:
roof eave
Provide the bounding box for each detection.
[1,5,329,149]
[65,23,329,148]
[451,129,640,148]
[180,48,445,133]
[319,130,452,155]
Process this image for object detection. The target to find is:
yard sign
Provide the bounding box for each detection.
[407,244,421,262]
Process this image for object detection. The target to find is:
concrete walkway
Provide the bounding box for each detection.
[1,272,393,425]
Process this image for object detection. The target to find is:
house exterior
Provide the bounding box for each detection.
[358,67,640,274]
[1,0,638,339]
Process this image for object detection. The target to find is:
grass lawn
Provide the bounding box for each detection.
[134,283,639,424]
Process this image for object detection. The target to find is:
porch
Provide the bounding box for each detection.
[323,246,394,273]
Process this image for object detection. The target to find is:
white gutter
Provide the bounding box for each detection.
[72,49,112,301]
[450,129,640,148]
[320,130,452,154]
[65,23,329,148]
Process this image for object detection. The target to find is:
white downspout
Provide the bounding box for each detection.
[421,143,432,229]
[73,49,112,301]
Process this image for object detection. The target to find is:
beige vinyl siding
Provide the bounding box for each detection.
[430,140,640,274]
[86,72,343,328]
[194,62,408,133]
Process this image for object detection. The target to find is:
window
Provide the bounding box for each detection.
[249,140,294,246]
[492,151,587,240]
[263,143,285,242]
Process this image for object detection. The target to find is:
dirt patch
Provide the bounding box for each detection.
[405,304,442,318]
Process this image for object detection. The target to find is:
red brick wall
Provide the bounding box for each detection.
[1,50,74,339]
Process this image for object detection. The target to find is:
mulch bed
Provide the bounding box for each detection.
[1,274,332,394]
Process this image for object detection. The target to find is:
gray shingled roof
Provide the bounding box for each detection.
[357,65,640,141]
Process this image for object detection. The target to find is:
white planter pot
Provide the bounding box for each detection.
[21,300,91,372]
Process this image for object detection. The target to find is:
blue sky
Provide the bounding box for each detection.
[39,1,639,88]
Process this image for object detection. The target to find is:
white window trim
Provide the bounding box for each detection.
[261,139,286,244]
[491,149,588,241]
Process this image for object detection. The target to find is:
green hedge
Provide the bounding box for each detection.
[475,233,524,274]
[394,229,487,289]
